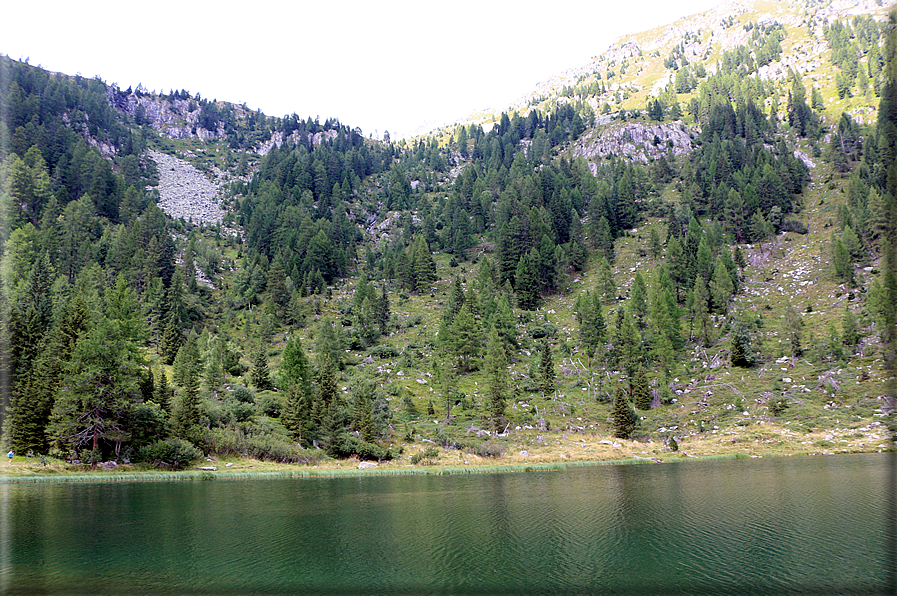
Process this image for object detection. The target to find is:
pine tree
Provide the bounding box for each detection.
[612,383,636,439]
[171,367,201,444]
[691,276,712,347]
[158,312,183,366]
[449,304,481,372]
[842,307,860,352]
[49,318,143,459]
[709,255,734,314]
[412,235,437,293]
[730,320,756,367]
[632,367,651,410]
[251,342,273,390]
[515,249,541,310]
[154,367,171,413]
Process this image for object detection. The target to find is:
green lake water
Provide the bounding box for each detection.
[1,453,893,595]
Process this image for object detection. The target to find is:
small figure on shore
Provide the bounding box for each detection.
[7,450,12,465]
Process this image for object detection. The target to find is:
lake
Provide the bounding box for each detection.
[1,453,893,595]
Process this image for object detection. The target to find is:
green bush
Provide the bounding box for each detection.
[410,447,439,465]
[367,345,400,359]
[463,440,506,458]
[232,385,255,404]
[254,391,285,418]
[138,438,202,468]
[330,436,393,461]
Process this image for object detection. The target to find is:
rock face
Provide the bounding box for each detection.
[571,121,695,170]
[149,150,225,226]
[107,88,229,141]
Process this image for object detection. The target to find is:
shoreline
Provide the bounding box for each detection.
[2,448,890,485]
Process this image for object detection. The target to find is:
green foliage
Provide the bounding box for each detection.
[730,320,757,368]
[138,438,201,468]
[612,384,637,439]
[632,368,651,410]
[410,447,439,465]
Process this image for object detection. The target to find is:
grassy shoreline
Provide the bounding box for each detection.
[3,432,891,484]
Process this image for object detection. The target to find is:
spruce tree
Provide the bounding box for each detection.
[251,343,273,391]
[612,383,637,439]
[709,255,734,314]
[632,367,651,410]
[730,320,757,367]
[154,367,171,413]
[691,276,712,347]
[171,368,201,444]
[449,304,481,372]
[599,256,616,303]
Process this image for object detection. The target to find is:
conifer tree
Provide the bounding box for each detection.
[449,304,481,372]
[632,367,651,410]
[251,342,273,391]
[691,276,712,347]
[784,303,804,358]
[842,307,860,352]
[709,255,734,314]
[49,317,143,458]
[491,295,519,353]
[154,367,171,413]
[730,320,757,367]
[598,256,616,303]
[612,383,637,439]
[171,366,201,444]
[515,249,540,310]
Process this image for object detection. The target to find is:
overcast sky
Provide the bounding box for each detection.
[3,0,721,138]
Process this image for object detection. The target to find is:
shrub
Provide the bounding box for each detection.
[367,345,400,359]
[464,440,505,458]
[138,438,201,468]
[232,385,255,404]
[780,219,809,234]
[254,391,285,418]
[410,447,439,465]
[329,436,393,461]
[528,322,558,339]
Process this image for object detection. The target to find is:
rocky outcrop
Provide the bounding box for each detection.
[256,129,339,156]
[148,150,225,226]
[571,121,695,169]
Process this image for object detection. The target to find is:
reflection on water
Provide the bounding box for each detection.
[1,453,892,595]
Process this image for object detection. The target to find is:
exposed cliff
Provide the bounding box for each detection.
[571,119,695,169]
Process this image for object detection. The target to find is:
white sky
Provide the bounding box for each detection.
[2,0,721,138]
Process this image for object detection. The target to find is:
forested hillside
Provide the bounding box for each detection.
[2,0,895,471]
